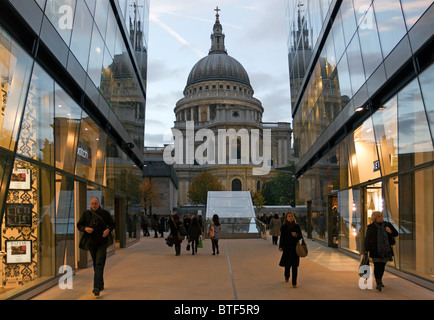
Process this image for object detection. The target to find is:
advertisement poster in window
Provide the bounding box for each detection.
[5,240,32,264]
[5,203,33,227]
[9,168,31,190]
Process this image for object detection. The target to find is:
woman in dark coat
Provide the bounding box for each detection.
[168,213,185,256]
[188,216,202,255]
[279,212,302,287]
[365,211,398,291]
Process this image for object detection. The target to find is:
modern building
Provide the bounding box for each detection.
[0,0,149,299]
[170,9,293,206]
[287,0,433,288]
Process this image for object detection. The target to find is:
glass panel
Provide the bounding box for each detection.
[373,0,407,58]
[311,196,327,241]
[336,53,353,105]
[55,173,75,271]
[348,117,381,185]
[0,28,33,151]
[75,112,108,185]
[338,188,362,253]
[17,64,55,166]
[346,34,366,94]
[398,168,434,281]
[372,96,398,175]
[94,0,109,39]
[418,63,434,143]
[87,24,105,88]
[340,0,357,47]
[357,5,383,78]
[331,10,346,62]
[400,0,432,29]
[398,78,433,169]
[1,160,55,295]
[69,0,93,69]
[44,0,76,45]
[54,83,82,173]
[411,168,434,280]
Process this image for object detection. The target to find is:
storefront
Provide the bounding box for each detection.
[0,12,144,298]
[300,63,434,285]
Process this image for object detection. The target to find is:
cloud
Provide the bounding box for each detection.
[150,13,206,58]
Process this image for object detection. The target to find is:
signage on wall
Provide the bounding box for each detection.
[77,141,92,166]
[5,240,32,264]
[373,160,381,172]
[9,168,31,190]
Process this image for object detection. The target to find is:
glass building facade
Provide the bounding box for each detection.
[287,0,433,287]
[0,0,149,299]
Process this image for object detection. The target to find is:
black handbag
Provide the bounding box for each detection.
[358,252,370,277]
[79,233,90,251]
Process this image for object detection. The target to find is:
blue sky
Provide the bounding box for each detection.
[145,0,291,147]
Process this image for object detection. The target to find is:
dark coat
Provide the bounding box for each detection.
[168,218,185,244]
[365,221,398,259]
[279,222,302,268]
[188,223,202,241]
[77,207,115,248]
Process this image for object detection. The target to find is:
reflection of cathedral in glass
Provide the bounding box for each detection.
[101,1,148,154]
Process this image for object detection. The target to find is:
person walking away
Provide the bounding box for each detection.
[168,213,186,256]
[188,216,202,255]
[151,214,159,238]
[209,214,222,255]
[269,213,281,245]
[141,212,150,236]
[279,212,302,288]
[159,214,166,238]
[364,211,398,291]
[77,197,115,296]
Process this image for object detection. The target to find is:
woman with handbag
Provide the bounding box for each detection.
[168,213,186,256]
[209,214,222,255]
[279,212,302,288]
[365,211,398,291]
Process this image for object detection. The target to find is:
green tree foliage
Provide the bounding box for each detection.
[188,170,225,205]
[262,171,296,206]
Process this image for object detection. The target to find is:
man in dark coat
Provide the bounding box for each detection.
[77,197,115,296]
[279,212,302,287]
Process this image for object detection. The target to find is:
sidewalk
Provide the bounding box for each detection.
[32,234,433,300]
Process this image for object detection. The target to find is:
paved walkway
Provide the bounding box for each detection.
[32,233,433,300]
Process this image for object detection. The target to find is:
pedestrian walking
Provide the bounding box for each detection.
[188,216,202,255]
[159,214,165,238]
[364,211,398,291]
[77,197,115,296]
[141,212,150,236]
[208,214,222,255]
[168,213,187,256]
[151,214,159,238]
[269,213,281,245]
[279,212,302,288]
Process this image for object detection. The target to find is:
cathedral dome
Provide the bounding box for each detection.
[185,8,251,89]
[186,53,251,87]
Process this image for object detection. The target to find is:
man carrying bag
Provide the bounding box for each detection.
[77,197,115,296]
